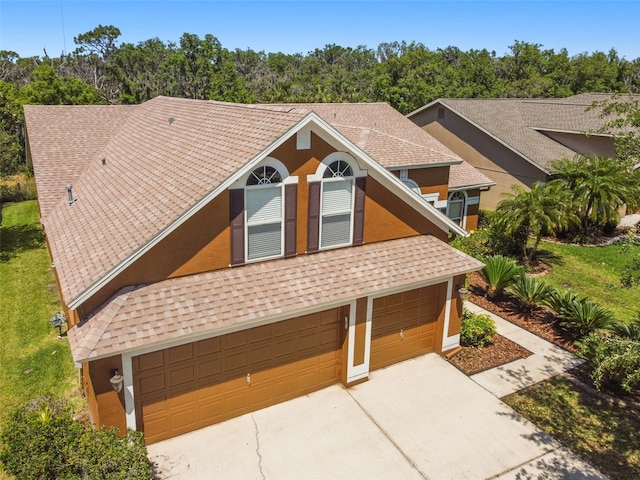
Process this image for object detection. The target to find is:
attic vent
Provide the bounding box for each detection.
[168,117,175,125]
[66,184,76,205]
[101,158,106,166]
[438,108,445,120]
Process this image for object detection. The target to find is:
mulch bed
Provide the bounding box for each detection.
[467,271,578,353]
[451,271,640,406]
[448,334,532,375]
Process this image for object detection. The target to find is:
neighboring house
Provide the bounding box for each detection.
[25,97,483,444]
[408,93,621,209]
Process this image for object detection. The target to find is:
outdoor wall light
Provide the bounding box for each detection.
[457,285,469,304]
[110,369,124,393]
[49,311,67,338]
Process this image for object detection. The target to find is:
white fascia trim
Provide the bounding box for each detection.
[433,199,447,209]
[305,115,469,237]
[448,182,496,191]
[81,271,474,364]
[407,100,550,176]
[529,126,614,138]
[68,113,323,310]
[466,196,480,206]
[385,160,463,170]
[121,353,137,430]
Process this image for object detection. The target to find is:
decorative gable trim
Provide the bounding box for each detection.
[68,111,468,310]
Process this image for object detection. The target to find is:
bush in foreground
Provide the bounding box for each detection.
[508,273,549,312]
[481,255,523,298]
[0,396,154,480]
[578,331,640,393]
[461,308,497,348]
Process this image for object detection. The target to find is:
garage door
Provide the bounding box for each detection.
[370,285,439,371]
[133,308,342,444]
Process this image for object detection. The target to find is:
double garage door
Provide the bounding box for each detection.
[132,285,441,444]
[133,309,343,444]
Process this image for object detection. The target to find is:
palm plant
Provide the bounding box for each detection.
[495,182,577,262]
[557,297,614,336]
[508,273,549,313]
[481,255,522,298]
[549,155,640,235]
[541,285,578,315]
[608,317,640,341]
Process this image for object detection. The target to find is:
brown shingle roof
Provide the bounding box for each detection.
[27,97,468,306]
[25,105,136,217]
[448,161,495,190]
[414,93,637,173]
[67,235,483,363]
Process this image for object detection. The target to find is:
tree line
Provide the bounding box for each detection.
[2,24,640,177]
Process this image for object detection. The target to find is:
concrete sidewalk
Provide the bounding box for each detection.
[466,302,584,398]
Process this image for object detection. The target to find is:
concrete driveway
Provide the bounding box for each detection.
[148,354,606,480]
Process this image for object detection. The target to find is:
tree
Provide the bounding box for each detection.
[495,182,576,261]
[72,25,122,100]
[549,155,640,235]
[591,93,640,163]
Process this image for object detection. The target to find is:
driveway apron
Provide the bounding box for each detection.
[148,354,606,479]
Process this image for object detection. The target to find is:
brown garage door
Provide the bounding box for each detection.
[133,309,342,444]
[370,285,439,371]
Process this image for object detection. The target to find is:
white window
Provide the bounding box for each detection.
[320,160,354,248]
[246,166,283,260]
[447,191,466,226]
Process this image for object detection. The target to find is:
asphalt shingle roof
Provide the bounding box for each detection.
[26,97,470,306]
[67,234,483,363]
[428,93,634,172]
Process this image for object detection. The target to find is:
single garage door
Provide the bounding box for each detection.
[370,285,439,371]
[133,308,342,444]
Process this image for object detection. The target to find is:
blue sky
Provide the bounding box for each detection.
[1,1,639,60]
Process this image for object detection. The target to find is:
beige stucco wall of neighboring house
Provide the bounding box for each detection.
[540,131,615,158]
[411,108,548,210]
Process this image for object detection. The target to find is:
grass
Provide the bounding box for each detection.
[0,201,81,478]
[536,240,640,323]
[504,376,640,480]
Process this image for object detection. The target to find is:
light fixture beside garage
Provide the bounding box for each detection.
[457,285,469,305]
[110,369,124,393]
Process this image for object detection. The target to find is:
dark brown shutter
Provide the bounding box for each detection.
[307,181,321,253]
[284,184,297,258]
[229,189,245,266]
[352,177,366,245]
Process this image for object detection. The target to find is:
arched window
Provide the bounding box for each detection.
[447,191,466,227]
[245,165,284,260]
[320,160,355,248]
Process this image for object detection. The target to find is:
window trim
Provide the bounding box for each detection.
[319,176,355,250]
[244,182,284,262]
[446,190,467,228]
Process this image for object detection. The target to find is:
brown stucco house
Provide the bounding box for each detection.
[408,93,621,209]
[25,97,484,444]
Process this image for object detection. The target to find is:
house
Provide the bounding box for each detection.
[408,93,620,209]
[25,97,484,444]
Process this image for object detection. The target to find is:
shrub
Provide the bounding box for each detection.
[620,255,640,288]
[557,297,614,336]
[450,229,491,259]
[541,285,578,315]
[77,428,154,480]
[578,331,640,392]
[0,396,154,480]
[481,254,523,298]
[0,396,83,479]
[508,273,549,312]
[608,318,640,341]
[461,308,497,348]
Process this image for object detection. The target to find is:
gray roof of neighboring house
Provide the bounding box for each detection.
[409,93,635,173]
[25,97,474,307]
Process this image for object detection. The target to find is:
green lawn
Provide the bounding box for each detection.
[537,240,640,323]
[0,200,80,426]
[505,376,640,480]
